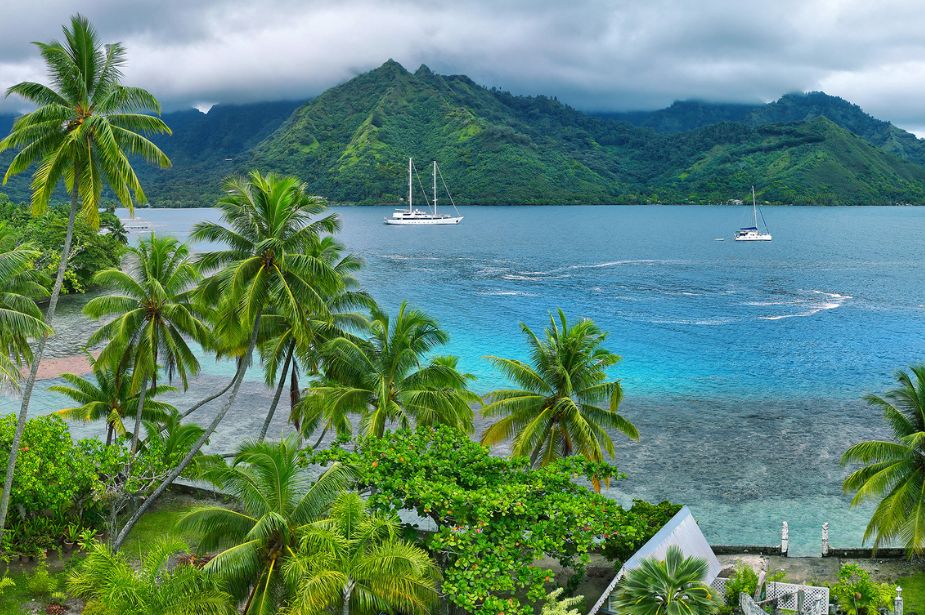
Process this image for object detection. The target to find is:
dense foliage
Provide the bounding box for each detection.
[314,426,679,615]
[0,196,126,294]
[8,64,925,206]
[0,415,111,553]
[828,564,894,615]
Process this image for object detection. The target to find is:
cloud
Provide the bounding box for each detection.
[2,0,925,131]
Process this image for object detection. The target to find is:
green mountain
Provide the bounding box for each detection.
[4,63,925,205]
[606,92,925,167]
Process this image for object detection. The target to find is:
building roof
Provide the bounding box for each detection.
[587,506,720,615]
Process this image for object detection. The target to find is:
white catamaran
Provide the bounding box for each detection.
[735,186,772,241]
[385,158,463,225]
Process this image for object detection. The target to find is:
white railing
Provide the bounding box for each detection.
[766,581,829,615]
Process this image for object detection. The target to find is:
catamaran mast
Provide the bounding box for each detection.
[408,158,413,213]
[751,186,758,228]
[432,161,438,215]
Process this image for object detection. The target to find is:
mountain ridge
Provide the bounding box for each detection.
[3,62,925,205]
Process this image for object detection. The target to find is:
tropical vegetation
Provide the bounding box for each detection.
[611,545,719,615]
[0,12,171,546]
[842,365,925,555]
[481,309,638,470]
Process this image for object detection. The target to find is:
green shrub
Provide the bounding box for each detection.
[725,563,759,605]
[829,564,894,615]
[25,553,57,598]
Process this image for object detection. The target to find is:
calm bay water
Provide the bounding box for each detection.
[18,205,925,555]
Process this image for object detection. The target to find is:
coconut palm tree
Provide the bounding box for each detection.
[0,14,170,542]
[84,234,207,454]
[258,236,372,442]
[51,355,175,445]
[842,365,925,555]
[113,173,342,550]
[480,309,638,471]
[283,491,440,615]
[177,436,350,615]
[612,545,719,615]
[0,231,51,386]
[68,537,234,614]
[299,302,476,440]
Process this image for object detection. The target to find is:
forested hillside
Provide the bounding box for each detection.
[4,63,925,205]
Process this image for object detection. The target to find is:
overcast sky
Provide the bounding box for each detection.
[3,0,925,133]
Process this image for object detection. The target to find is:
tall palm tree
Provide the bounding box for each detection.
[177,436,350,615]
[843,365,925,554]
[481,309,638,470]
[84,234,207,454]
[299,302,476,440]
[283,491,440,615]
[0,14,170,542]
[113,171,341,550]
[612,545,718,615]
[68,537,234,614]
[0,231,51,386]
[258,236,372,442]
[51,355,175,445]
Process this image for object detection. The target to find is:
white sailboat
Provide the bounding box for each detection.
[734,186,772,241]
[385,158,463,225]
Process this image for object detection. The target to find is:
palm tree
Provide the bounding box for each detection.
[612,545,719,615]
[282,491,440,615]
[842,365,925,554]
[51,355,175,445]
[0,231,51,386]
[177,436,350,615]
[258,236,372,442]
[480,309,638,470]
[112,171,343,550]
[84,234,207,454]
[68,537,234,614]
[299,302,476,440]
[0,14,170,542]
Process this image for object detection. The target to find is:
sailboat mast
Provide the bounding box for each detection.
[408,157,413,212]
[752,186,758,228]
[433,161,438,214]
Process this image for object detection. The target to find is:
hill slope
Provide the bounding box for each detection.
[3,65,925,205]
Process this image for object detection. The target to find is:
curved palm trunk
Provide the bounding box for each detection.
[0,188,79,548]
[311,425,329,450]
[112,312,263,551]
[129,377,149,455]
[257,342,293,442]
[342,580,354,615]
[179,361,239,419]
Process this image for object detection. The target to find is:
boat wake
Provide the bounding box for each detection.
[757,291,851,320]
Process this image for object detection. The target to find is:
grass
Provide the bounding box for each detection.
[897,572,925,612]
[118,493,202,556]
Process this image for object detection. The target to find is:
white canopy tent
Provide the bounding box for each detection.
[588,506,721,614]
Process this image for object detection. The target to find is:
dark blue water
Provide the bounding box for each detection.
[17,205,925,554]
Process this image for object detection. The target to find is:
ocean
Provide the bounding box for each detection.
[19,204,925,555]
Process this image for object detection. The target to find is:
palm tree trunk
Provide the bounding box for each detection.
[129,376,149,455]
[179,361,239,419]
[111,312,263,551]
[342,581,354,615]
[311,425,329,450]
[0,185,79,549]
[105,423,113,446]
[257,343,293,442]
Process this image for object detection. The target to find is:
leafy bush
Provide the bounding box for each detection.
[541,588,584,615]
[829,564,894,615]
[26,553,57,598]
[724,563,759,605]
[600,499,682,563]
[314,426,678,615]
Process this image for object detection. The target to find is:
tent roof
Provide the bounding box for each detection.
[587,506,720,614]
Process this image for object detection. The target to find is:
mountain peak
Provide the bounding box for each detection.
[414,64,434,77]
[374,59,409,76]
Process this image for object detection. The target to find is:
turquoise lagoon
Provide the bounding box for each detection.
[22,205,925,555]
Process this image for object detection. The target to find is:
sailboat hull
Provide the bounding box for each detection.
[734,233,772,241]
[384,214,463,225]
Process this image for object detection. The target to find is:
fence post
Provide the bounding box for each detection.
[781,521,789,556]
[895,586,903,615]
[821,522,829,556]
